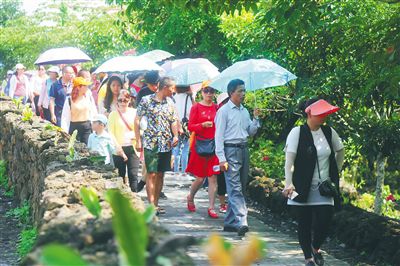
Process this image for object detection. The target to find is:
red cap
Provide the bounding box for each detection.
[305,99,340,117]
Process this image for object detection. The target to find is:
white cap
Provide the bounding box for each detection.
[15,63,25,70]
[7,70,13,75]
[47,66,60,74]
[92,114,108,125]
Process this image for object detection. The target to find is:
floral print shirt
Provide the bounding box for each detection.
[137,94,179,152]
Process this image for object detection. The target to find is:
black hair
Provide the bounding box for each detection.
[298,98,320,118]
[227,79,245,96]
[143,70,160,85]
[104,76,123,112]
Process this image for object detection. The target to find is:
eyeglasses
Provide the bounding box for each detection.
[203,88,215,94]
[118,98,129,103]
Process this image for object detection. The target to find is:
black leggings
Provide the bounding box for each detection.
[217,172,226,196]
[293,205,334,259]
[69,121,92,145]
[113,146,140,192]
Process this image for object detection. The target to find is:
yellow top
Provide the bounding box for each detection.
[108,107,137,149]
[97,83,107,106]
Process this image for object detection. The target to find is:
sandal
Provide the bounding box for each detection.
[208,208,219,219]
[187,195,196,212]
[156,206,166,216]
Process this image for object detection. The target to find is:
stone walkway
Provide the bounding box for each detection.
[139,172,349,266]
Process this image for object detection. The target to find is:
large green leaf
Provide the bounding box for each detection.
[105,189,147,266]
[40,244,88,266]
[80,187,102,218]
[142,205,157,224]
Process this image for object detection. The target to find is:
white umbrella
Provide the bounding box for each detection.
[94,56,163,74]
[139,49,174,62]
[34,47,91,65]
[210,59,297,92]
[161,58,218,73]
[167,62,220,86]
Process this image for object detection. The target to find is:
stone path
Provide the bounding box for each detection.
[139,172,349,266]
[0,189,20,266]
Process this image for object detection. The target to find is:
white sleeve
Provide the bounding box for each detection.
[335,149,345,172]
[284,127,300,153]
[61,97,71,133]
[331,128,344,152]
[284,152,296,189]
[9,76,16,98]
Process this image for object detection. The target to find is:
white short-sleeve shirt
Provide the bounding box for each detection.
[285,126,344,206]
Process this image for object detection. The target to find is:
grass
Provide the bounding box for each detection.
[5,200,30,225]
[17,227,38,257]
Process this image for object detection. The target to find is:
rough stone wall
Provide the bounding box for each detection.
[0,97,149,265]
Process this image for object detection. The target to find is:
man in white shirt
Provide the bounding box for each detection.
[215,79,260,236]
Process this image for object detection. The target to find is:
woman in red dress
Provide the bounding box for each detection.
[186,85,220,218]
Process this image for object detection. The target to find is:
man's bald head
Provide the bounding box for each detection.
[62,66,74,82]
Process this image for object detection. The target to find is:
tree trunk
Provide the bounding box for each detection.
[373,152,387,215]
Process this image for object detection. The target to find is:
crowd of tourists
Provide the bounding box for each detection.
[1,62,344,266]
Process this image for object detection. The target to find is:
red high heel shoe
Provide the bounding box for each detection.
[208,208,219,219]
[187,195,196,212]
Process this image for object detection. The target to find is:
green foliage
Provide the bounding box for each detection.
[249,139,285,180]
[351,186,400,219]
[4,186,14,197]
[5,200,30,225]
[21,104,34,122]
[17,226,38,257]
[12,97,23,110]
[66,130,79,162]
[142,204,156,224]
[0,160,8,188]
[80,187,102,218]
[105,189,148,266]
[40,244,88,266]
[0,0,23,26]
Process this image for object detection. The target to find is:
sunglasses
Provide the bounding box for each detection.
[203,88,215,94]
[118,98,129,103]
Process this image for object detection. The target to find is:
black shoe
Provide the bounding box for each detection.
[137,180,146,192]
[311,247,324,266]
[160,192,168,199]
[305,261,316,266]
[237,225,249,236]
[223,226,237,232]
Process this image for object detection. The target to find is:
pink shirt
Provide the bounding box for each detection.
[14,77,26,97]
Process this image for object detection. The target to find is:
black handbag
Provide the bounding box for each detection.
[180,95,191,139]
[316,158,338,197]
[195,136,215,157]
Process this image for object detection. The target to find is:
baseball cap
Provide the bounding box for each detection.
[7,70,13,75]
[92,114,108,125]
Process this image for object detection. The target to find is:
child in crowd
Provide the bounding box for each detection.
[87,114,127,165]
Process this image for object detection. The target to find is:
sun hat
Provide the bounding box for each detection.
[47,66,60,74]
[92,114,108,126]
[73,77,92,87]
[15,63,26,70]
[305,99,340,117]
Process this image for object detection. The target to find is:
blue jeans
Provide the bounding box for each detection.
[224,146,250,228]
[172,137,189,173]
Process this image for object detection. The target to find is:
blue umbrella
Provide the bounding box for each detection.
[210,59,296,92]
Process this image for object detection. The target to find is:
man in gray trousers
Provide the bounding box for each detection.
[215,79,261,236]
